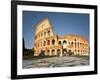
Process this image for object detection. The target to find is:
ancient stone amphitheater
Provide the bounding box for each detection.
[34,18,89,56]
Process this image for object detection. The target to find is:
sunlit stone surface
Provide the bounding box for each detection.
[34,18,89,57]
[23,56,89,69]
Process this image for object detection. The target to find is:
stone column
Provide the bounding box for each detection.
[55,49,57,55]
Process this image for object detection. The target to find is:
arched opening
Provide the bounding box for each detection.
[47,40,50,45]
[63,40,67,45]
[78,42,79,47]
[47,31,50,36]
[39,50,45,56]
[52,39,55,45]
[57,49,61,56]
[74,39,76,47]
[59,41,61,45]
[63,49,67,56]
[44,41,46,46]
[52,49,55,56]
[74,39,76,41]
[71,42,73,45]
[75,42,76,47]
[68,50,73,56]
[41,42,42,46]
[44,32,46,37]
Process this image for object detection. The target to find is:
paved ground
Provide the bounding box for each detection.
[23,56,89,69]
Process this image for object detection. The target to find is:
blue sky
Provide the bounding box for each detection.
[23,11,89,49]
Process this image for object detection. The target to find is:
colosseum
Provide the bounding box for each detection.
[33,18,89,56]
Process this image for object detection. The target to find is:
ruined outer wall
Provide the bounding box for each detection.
[34,18,89,56]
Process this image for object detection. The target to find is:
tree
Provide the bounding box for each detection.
[32,48,34,56]
[23,38,25,51]
[23,38,26,56]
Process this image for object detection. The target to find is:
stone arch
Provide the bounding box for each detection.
[39,50,45,56]
[78,42,79,47]
[44,41,46,46]
[68,49,73,56]
[74,39,76,41]
[57,49,61,56]
[71,42,73,45]
[41,41,42,46]
[47,40,50,45]
[47,30,50,36]
[52,49,55,56]
[52,39,55,45]
[63,40,67,45]
[58,41,61,45]
[63,49,67,56]
[44,32,46,37]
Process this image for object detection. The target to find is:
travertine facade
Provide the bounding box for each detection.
[34,18,89,56]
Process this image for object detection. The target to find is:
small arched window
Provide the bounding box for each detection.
[57,49,60,53]
[48,50,50,52]
[48,31,50,36]
[52,49,55,55]
[75,42,76,47]
[71,42,73,45]
[47,40,50,45]
[44,41,46,46]
[44,32,46,37]
[63,40,67,45]
[52,39,55,45]
[74,39,76,42]
[59,41,61,45]
[78,42,79,47]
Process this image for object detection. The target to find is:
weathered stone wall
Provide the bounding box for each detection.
[34,18,89,56]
